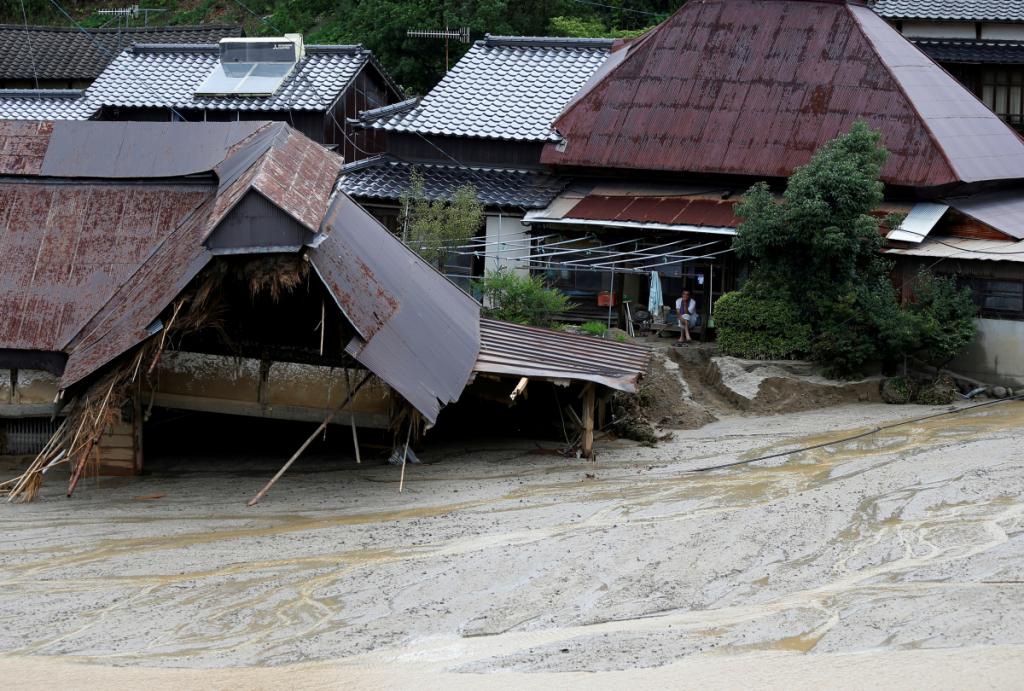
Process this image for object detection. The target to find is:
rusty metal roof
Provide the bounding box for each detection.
[543,0,1024,188]
[59,122,343,388]
[0,182,210,353]
[567,195,740,228]
[476,318,651,393]
[311,194,481,424]
[0,120,51,175]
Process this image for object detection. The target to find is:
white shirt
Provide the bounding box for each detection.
[676,297,696,316]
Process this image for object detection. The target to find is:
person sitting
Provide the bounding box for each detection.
[675,290,698,343]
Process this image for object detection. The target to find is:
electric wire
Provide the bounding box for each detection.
[687,393,1024,474]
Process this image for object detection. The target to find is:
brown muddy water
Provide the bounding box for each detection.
[1,402,1023,687]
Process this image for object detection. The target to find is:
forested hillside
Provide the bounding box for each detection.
[4,0,683,92]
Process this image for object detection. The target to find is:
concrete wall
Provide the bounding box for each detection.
[981,23,1024,40]
[484,213,530,277]
[0,369,58,418]
[950,318,1024,387]
[901,21,975,38]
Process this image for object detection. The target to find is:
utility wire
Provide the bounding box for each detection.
[229,0,282,34]
[688,393,1024,474]
[568,0,669,18]
[19,0,39,90]
[44,0,114,58]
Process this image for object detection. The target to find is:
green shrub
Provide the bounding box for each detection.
[476,269,571,328]
[713,291,812,360]
[881,376,915,404]
[905,270,977,370]
[581,321,608,337]
[614,332,629,343]
[915,374,957,405]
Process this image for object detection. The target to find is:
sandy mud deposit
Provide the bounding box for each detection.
[1,402,1023,687]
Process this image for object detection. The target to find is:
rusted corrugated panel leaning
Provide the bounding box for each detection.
[309,194,481,424]
[475,318,650,393]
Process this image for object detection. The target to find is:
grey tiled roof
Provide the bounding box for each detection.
[338,157,568,209]
[0,24,242,81]
[372,35,613,142]
[872,0,1024,21]
[0,89,95,119]
[88,44,372,112]
[915,38,1024,64]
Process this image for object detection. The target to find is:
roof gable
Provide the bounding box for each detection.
[542,0,1024,188]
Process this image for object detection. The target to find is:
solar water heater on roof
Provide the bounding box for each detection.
[195,37,301,97]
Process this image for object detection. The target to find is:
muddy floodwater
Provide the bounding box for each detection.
[1,402,1023,688]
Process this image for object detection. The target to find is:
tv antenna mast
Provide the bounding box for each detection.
[97,6,167,27]
[406,27,471,71]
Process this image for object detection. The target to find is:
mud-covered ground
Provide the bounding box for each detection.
[2,401,1024,688]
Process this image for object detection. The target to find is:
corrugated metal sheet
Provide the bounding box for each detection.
[0,120,51,175]
[0,183,211,353]
[542,0,1024,188]
[945,190,1024,240]
[567,195,740,228]
[885,236,1024,262]
[311,194,480,424]
[476,318,650,393]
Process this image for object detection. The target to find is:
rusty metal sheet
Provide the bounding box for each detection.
[0,120,51,175]
[40,121,266,180]
[566,194,740,229]
[542,0,1024,188]
[311,193,480,424]
[475,318,650,393]
[0,182,210,354]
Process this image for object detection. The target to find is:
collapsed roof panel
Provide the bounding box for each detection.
[311,194,480,424]
[476,318,650,393]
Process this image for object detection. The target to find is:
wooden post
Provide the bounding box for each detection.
[581,383,596,459]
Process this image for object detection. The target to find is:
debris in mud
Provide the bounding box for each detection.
[611,351,717,442]
[882,376,915,404]
[915,374,957,405]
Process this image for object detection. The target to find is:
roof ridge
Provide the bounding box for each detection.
[132,43,218,53]
[0,89,83,99]
[354,97,418,123]
[482,34,615,49]
[0,23,241,33]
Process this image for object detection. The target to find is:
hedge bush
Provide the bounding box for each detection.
[713,291,812,360]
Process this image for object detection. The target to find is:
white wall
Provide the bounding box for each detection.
[901,21,975,39]
[950,318,1024,387]
[981,23,1024,41]
[484,213,530,277]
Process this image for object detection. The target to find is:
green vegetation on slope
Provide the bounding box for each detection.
[5,0,681,93]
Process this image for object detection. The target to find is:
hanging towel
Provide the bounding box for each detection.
[648,270,663,314]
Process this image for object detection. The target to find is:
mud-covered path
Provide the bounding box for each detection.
[1,402,1023,686]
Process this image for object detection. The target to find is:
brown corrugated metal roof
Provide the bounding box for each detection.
[567,195,740,228]
[0,120,50,175]
[476,318,651,393]
[542,0,1024,188]
[0,183,210,353]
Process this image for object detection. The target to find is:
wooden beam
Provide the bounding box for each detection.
[581,382,596,459]
[509,376,528,401]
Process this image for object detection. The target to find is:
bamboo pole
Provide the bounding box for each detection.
[581,383,596,460]
[398,421,412,493]
[247,372,373,507]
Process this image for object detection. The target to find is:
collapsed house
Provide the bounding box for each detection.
[0,120,649,498]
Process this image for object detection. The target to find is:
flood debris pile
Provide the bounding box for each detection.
[0,120,651,502]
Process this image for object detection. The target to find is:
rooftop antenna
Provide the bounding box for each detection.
[406,27,471,72]
[97,5,167,27]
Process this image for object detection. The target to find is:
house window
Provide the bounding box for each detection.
[981,68,1024,126]
[959,277,1024,318]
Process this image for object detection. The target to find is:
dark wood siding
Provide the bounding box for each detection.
[387,133,545,168]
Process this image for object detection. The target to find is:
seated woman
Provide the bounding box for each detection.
[675,290,698,344]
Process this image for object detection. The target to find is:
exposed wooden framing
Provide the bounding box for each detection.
[509,376,528,401]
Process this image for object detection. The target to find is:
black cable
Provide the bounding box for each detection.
[19,0,39,90]
[687,393,1024,474]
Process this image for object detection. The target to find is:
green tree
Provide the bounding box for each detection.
[399,169,483,271]
[720,122,977,377]
[476,269,570,328]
